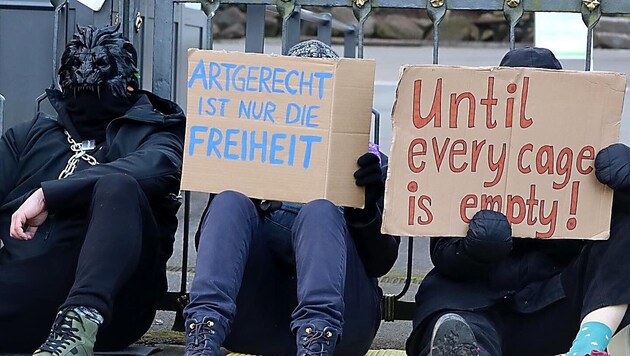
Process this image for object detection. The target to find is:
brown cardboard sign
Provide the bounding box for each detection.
[182,49,376,208]
[383,65,626,239]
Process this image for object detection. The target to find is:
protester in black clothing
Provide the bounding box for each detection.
[182,40,400,356]
[406,47,630,356]
[0,24,185,355]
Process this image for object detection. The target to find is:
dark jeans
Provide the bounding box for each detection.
[411,212,630,356]
[184,191,383,355]
[0,174,161,352]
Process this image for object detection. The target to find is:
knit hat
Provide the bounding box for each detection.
[287,40,339,58]
[499,47,563,70]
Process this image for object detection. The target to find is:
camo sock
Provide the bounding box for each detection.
[73,306,104,326]
[568,321,612,356]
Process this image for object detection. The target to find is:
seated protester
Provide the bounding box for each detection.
[0,25,185,355]
[406,47,630,356]
[183,40,400,356]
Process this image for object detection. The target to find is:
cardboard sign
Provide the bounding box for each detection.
[182,49,376,207]
[383,65,626,239]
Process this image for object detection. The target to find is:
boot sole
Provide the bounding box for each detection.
[430,313,480,356]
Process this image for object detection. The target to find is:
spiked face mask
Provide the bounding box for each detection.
[59,24,139,99]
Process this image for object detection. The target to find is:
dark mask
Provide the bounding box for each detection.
[58,24,139,99]
[58,24,140,142]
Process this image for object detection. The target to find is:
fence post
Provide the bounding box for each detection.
[352,0,371,59]
[0,94,4,134]
[152,0,174,99]
[317,12,333,45]
[582,0,602,71]
[503,0,524,50]
[246,4,266,53]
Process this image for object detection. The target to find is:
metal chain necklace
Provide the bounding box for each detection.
[58,130,99,179]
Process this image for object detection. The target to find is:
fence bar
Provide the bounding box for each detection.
[246,4,266,52]
[199,0,220,49]
[216,0,628,13]
[427,0,446,65]
[286,6,301,52]
[503,0,524,51]
[581,1,602,71]
[343,27,356,58]
[317,13,333,44]
[0,94,4,133]
[152,0,174,99]
[352,1,371,59]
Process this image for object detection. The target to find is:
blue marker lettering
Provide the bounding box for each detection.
[287,134,296,166]
[270,133,286,165]
[220,63,237,91]
[207,128,223,158]
[272,68,287,94]
[246,66,259,92]
[249,131,268,163]
[259,66,273,93]
[233,65,246,92]
[188,60,208,89]
[188,126,208,156]
[224,129,239,160]
[264,101,276,123]
[285,70,299,95]
[314,72,334,100]
[208,62,223,91]
[300,135,322,168]
[300,72,314,96]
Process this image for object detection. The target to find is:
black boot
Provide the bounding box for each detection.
[430,313,480,356]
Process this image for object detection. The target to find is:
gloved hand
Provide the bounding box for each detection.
[595,143,630,190]
[463,210,512,263]
[345,152,384,223]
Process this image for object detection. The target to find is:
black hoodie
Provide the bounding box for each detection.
[0,89,185,293]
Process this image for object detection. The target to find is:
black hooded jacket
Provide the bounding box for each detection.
[0,89,185,293]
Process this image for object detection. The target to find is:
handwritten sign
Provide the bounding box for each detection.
[383,65,626,239]
[182,49,376,207]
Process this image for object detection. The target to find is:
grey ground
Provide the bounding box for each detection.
[153,39,630,352]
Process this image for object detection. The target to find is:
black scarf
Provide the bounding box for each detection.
[64,89,139,143]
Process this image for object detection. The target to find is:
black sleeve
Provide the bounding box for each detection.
[346,206,401,277]
[345,152,400,278]
[429,237,493,280]
[41,127,183,212]
[0,120,34,204]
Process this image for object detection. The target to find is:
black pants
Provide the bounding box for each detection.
[411,211,630,356]
[0,174,161,352]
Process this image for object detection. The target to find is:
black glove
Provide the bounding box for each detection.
[345,152,384,223]
[595,143,630,190]
[463,210,512,263]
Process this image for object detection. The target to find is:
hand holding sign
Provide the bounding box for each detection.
[595,143,630,190]
[345,152,385,224]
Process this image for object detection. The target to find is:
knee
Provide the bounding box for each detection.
[298,199,338,218]
[210,190,255,212]
[93,173,141,198]
[294,199,343,229]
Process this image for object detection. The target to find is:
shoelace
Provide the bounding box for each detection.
[186,320,215,351]
[300,329,332,356]
[38,311,82,355]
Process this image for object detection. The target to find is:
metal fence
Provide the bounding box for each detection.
[3,0,630,330]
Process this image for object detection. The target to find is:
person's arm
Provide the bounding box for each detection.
[344,152,400,277]
[41,125,184,213]
[430,210,512,281]
[0,120,34,204]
